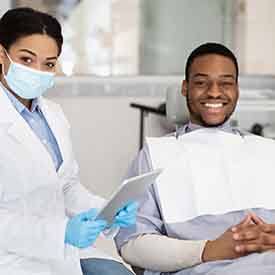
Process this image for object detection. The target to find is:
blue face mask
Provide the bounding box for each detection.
[3,52,55,99]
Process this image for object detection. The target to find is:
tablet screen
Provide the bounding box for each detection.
[96,169,162,225]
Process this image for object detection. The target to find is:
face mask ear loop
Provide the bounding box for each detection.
[1,48,12,77]
[3,48,11,61]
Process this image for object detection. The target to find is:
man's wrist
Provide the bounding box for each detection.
[201,240,215,262]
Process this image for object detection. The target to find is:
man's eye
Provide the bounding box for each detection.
[194,81,206,86]
[220,81,234,87]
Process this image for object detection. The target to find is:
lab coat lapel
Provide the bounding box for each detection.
[0,87,57,176]
[7,121,57,174]
[38,97,69,175]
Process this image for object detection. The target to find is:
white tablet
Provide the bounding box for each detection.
[96,169,162,225]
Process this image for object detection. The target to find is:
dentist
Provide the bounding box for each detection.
[0,7,136,275]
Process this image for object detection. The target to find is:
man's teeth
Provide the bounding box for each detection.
[204,103,223,108]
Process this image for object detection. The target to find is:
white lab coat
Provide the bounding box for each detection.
[0,85,112,275]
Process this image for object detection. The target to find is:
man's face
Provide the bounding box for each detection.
[182,54,239,127]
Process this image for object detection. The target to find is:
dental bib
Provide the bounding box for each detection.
[147,129,275,224]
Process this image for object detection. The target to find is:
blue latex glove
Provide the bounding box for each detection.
[65,209,107,248]
[114,201,139,228]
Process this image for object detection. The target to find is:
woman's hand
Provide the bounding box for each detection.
[65,208,107,248]
[113,201,139,228]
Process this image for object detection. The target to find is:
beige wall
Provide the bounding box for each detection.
[12,0,275,76]
[50,95,165,198]
[234,0,275,74]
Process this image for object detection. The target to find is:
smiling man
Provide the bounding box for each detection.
[115,43,275,275]
[182,47,239,128]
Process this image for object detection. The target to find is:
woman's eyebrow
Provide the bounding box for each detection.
[18,49,57,60]
[18,49,36,56]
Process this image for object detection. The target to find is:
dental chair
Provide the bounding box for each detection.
[131,85,188,275]
[165,85,188,133]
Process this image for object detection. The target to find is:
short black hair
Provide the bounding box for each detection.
[185,42,239,82]
[0,7,63,55]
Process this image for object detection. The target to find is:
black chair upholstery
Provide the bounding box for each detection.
[132,266,144,275]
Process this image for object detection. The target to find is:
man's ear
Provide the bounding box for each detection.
[182,80,188,97]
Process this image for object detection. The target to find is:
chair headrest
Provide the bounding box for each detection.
[166,85,189,125]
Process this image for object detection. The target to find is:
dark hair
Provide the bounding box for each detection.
[0,7,63,55]
[185,42,239,82]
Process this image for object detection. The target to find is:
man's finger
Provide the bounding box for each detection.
[231,215,253,232]
[260,224,275,234]
[250,213,266,225]
[235,243,275,254]
[233,228,259,241]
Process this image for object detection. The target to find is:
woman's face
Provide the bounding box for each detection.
[0,34,59,75]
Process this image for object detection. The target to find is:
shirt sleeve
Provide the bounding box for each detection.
[121,234,207,272]
[124,143,153,178]
[115,144,164,249]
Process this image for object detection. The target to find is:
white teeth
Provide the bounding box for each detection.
[204,103,223,108]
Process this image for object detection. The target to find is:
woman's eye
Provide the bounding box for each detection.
[46,62,56,69]
[20,57,32,64]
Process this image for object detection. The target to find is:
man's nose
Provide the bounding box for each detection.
[207,81,222,97]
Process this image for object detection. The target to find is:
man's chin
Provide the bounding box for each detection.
[201,118,229,128]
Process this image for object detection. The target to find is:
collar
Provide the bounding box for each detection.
[185,121,232,133]
[0,82,41,114]
[177,121,244,136]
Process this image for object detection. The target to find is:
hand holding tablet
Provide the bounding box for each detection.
[96,169,162,226]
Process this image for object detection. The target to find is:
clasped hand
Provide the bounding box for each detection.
[232,213,275,254]
[202,213,275,262]
[65,201,139,249]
